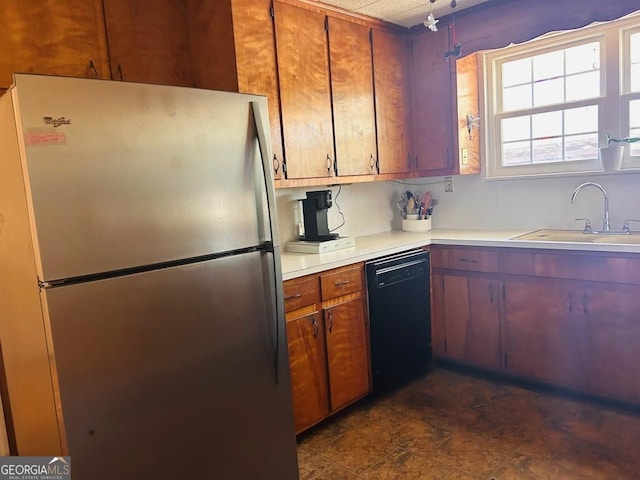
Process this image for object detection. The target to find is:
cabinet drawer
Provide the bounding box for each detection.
[434,247,499,273]
[320,265,362,300]
[284,276,320,313]
[503,250,640,285]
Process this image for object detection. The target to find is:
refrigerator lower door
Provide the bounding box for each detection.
[43,252,298,480]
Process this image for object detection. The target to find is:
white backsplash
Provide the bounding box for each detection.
[275,172,640,243]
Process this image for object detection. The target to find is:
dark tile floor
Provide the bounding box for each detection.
[297,369,640,479]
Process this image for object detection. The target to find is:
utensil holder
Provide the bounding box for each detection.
[402,218,431,232]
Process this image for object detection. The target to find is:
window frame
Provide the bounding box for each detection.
[482,14,640,179]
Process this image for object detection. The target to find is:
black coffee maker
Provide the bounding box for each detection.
[300,190,339,241]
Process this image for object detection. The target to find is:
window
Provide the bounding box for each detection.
[484,14,640,178]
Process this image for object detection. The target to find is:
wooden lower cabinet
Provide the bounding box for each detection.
[284,263,371,434]
[286,311,329,433]
[434,245,640,405]
[324,298,370,412]
[578,283,640,403]
[503,277,587,389]
[441,275,501,370]
[432,272,500,369]
[431,246,501,370]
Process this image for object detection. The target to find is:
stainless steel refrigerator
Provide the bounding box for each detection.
[0,74,299,479]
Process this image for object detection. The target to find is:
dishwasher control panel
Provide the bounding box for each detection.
[375,259,428,287]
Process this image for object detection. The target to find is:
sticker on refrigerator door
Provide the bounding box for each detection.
[24,131,66,146]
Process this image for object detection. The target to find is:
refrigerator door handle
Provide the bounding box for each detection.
[265,248,286,384]
[251,101,279,249]
[252,101,285,385]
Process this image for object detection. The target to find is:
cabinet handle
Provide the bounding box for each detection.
[273,155,280,175]
[334,280,350,287]
[117,64,124,81]
[284,293,302,301]
[88,60,98,78]
[327,310,333,333]
[583,293,588,315]
[326,154,333,175]
[458,258,478,263]
[370,154,375,171]
[311,317,319,338]
[489,284,494,304]
[568,292,573,313]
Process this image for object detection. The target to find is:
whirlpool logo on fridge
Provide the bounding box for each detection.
[0,456,70,480]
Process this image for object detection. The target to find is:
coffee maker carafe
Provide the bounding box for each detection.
[300,190,339,241]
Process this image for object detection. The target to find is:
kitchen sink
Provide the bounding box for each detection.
[511,229,640,244]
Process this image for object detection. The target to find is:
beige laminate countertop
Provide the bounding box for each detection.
[280,228,640,280]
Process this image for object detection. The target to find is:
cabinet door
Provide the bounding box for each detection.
[442,275,500,370]
[0,0,110,88]
[503,277,587,389]
[431,273,447,357]
[327,17,376,177]
[324,299,370,412]
[232,0,285,181]
[286,312,329,434]
[372,29,412,175]
[273,2,335,179]
[412,29,455,174]
[582,284,640,403]
[103,0,194,86]
[186,0,285,180]
[456,53,481,175]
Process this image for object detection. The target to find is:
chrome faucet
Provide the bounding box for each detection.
[570,182,610,232]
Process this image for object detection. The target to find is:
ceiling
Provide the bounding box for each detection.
[315,0,490,28]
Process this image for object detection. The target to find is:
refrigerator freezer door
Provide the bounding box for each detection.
[43,252,298,479]
[12,74,272,281]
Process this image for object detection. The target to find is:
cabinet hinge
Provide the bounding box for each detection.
[324,16,329,32]
[369,28,373,45]
[269,1,274,18]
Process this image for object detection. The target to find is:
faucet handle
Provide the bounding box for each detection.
[575,218,593,233]
[622,219,640,233]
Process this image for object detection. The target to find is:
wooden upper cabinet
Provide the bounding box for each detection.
[187,0,285,180]
[372,29,412,175]
[103,0,194,86]
[456,53,481,175]
[0,0,110,88]
[273,1,335,180]
[411,28,456,174]
[327,17,376,177]
[232,0,285,180]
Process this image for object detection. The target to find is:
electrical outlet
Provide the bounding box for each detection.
[444,176,454,192]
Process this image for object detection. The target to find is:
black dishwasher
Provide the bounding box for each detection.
[366,249,431,393]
